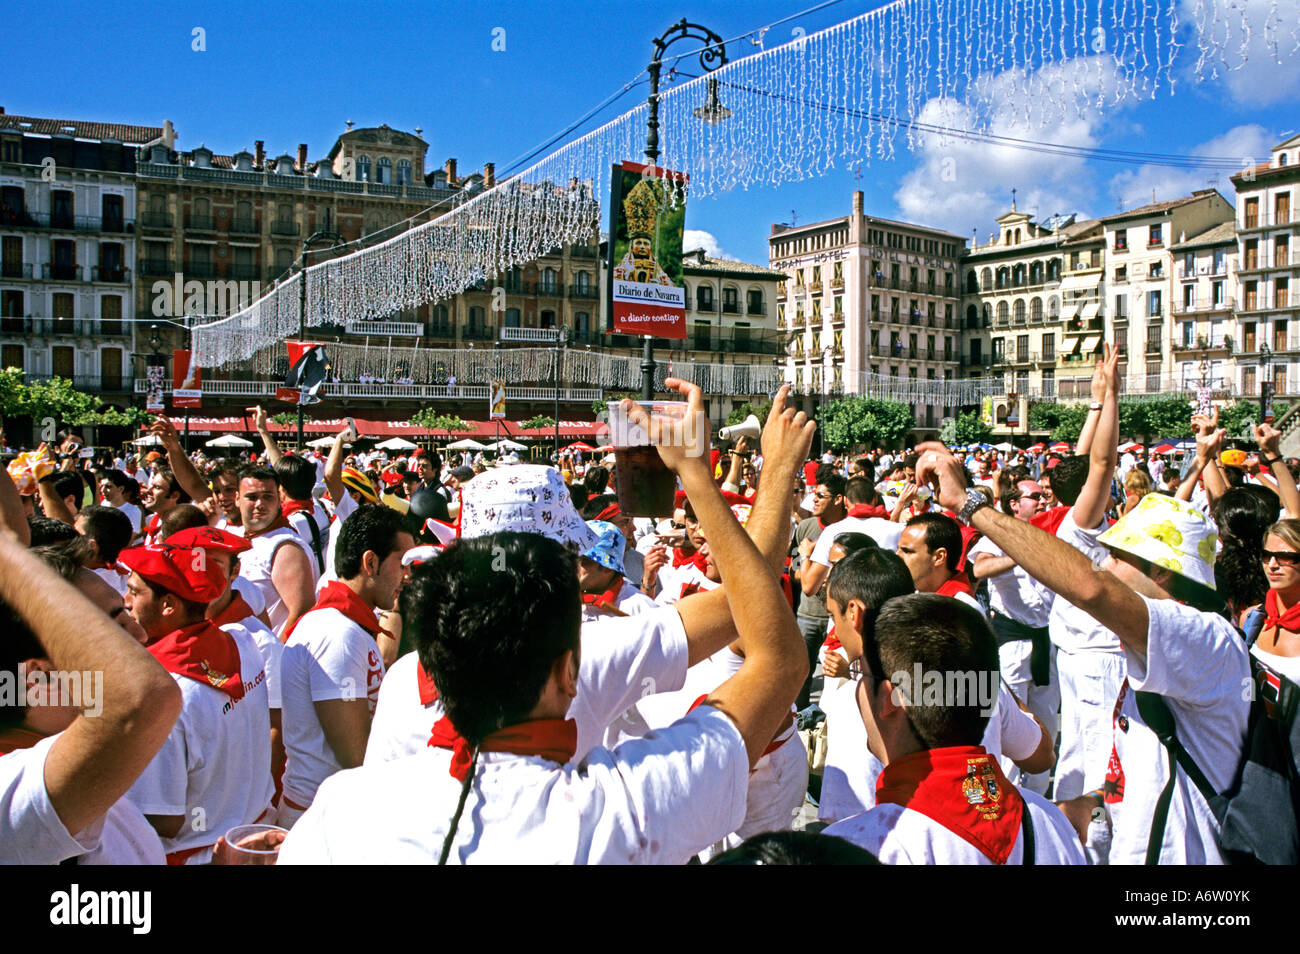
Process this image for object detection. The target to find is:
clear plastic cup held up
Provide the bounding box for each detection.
[606,400,704,518]
[213,823,288,865]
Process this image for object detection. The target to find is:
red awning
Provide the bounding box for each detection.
[168,416,602,440]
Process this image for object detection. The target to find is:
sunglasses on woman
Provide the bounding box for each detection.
[1262,550,1300,567]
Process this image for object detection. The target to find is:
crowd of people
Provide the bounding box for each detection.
[3,350,1299,865]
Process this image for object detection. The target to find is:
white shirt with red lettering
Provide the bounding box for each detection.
[123,629,273,862]
[279,606,386,810]
[221,616,283,710]
[279,705,749,865]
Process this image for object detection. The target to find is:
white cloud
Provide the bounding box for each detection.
[1179,0,1300,106]
[683,228,731,259]
[1106,124,1277,210]
[893,56,1124,239]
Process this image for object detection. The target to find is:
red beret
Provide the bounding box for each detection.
[118,543,228,603]
[163,526,252,555]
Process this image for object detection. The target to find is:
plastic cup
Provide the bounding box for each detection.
[606,400,698,518]
[215,824,288,865]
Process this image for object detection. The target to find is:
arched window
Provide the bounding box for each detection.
[1029,261,1043,284]
[1013,299,1026,323]
[1048,296,1060,319]
[376,157,391,184]
[980,268,992,292]
[997,301,1009,323]
[1013,264,1026,286]
[966,270,979,294]
[433,304,449,328]
[1013,228,1021,244]
[355,155,371,181]
[1031,297,1043,322]
[966,304,978,328]
[1282,153,1290,167]
[1046,258,1061,281]
[396,159,412,185]
[996,266,1010,289]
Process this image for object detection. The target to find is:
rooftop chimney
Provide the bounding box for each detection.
[297,143,308,173]
[852,190,863,216]
[254,140,265,170]
[483,162,495,188]
[444,158,457,185]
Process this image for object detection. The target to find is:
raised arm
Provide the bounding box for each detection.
[1178,415,1224,504]
[1073,356,1109,456]
[0,533,182,837]
[151,415,212,505]
[1071,345,1120,529]
[0,464,30,545]
[251,405,283,467]
[324,426,351,507]
[1256,422,1300,519]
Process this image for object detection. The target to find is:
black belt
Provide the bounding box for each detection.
[991,612,1052,687]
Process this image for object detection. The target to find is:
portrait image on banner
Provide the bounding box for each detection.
[489,380,507,420]
[172,349,202,409]
[145,362,166,413]
[607,161,687,340]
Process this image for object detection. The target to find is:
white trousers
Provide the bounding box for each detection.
[1052,649,1126,801]
[998,639,1059,795]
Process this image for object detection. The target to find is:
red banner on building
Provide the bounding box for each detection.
[172,349,202,408]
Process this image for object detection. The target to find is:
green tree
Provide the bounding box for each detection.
[950,410,992,447]
[1027,401,1090,443]
[593,392,636,415]
[410,409,469,431]
[521,415,555,429]
[725,399,772,427]
[270,412,298,427]
[1120,396,1193,442]
[816,397,913,452]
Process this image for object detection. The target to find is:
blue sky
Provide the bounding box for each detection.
[7,0,1299,264]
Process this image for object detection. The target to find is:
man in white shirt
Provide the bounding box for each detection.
[277,504,413,826]
[118,537,273,863]
[233,464,317,638]
[74,505,135,598]
[280,380,811,864]
[802,476,905,597]
[896,512,982,610]
[98,470,143,537]
[914,418,1251,865]
[823,593,1084,864]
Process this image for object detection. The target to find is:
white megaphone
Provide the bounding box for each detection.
[719,414,762,443]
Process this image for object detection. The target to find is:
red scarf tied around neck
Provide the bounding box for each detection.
[936,576,975,599]
[875,745,1025,864]
[581,577,627,617]
[209,592,255,629]
[280,499,314,519]
[848,504,889,519]
[281,580,380,643]
[429,716,577,783]
[1265,589,1300,633]
[149,620,246,701]
[671,547,708,572]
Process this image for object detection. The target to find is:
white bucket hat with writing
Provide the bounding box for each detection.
[459,464,598,551]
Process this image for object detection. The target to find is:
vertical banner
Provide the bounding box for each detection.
[489,380,507,420]
[172,349,202,408]
[1263,380,1275,425]
[980,396,994,427]
[606,161,688,339]
[276,341,328,404]
[145,361,166,413]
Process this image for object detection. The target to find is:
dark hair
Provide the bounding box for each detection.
[904,512,963,573]
[830,531,878,559]
[900,454,919,472]
[209,459,242,487]
[814,463,837,487]
[238,464,279,487]
[53,472,84,510]
[844,476,878,507]
[100,468,131,491]
[274,455,317,501]
[1213,487,1280,614]
[999,477,1036,514]
[872,593,1000,748]
[413,448,441,470]
[157,503,210,541]
[826,547,915,618]
[708,831,880,865]
[140,576,209,622]
[581,494,619,520]
[583,466,609,496]
[28,515,79,546]
[152,468,192,505]
[567,483,589,512]
[819,473,847,498]
[122,477,142,504]
[334,503,409,580]
[1049,455,1090,506]
[76,505,134,563]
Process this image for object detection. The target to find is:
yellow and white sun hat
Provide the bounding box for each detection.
[1097,492,1218,589]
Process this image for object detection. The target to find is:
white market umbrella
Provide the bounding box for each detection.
[446,438,487,451]
[376,437,419,451]
[993,441,1015,452]
[205,435,253,449]
[488,439,526,452]
[131,434,163,446]
[306,436,337,449]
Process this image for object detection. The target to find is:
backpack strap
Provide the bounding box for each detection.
[301,511,326,575]
[1134,691,1219,864]
[1019,797,1035,866]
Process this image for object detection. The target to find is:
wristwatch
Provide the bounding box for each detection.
[955,488,991,525]
[1088,402,1103,411]
[1262,455,1284,467]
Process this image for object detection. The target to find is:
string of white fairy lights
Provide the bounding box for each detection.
[190,0,1297,410]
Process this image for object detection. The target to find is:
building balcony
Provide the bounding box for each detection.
[41,264,83,282]
[138,259,174,277]
[91,265,130,284]
[535,283,563,298]
[1144,339,1163,355]
[1237,253,1300,275]
[462,326,497,341]
[182,262,217,279]
[1039,352,1056,364]
[228,218,259,235]
[1240,211,1299,232]
[133,378,603,403]
[0,317,130,339]
[269,220,301,237]
[344,320,423,337]
[502,278,528,294]
[1171,298,1234,316]
[0,262,33,279]
[1064,316,1105,333]
[1011,352,1037,365]
[567,285,598,300]
[830,277,844,290]
[186,215,216,232]
[426,323,455,340]
[140,212,174,231]
[0,212,135,233]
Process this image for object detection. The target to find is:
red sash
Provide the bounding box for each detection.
[1264,589,1300,634]
[429,716,577,782]
[581,578,626,616]
[848,504,889,519]
[281,499,314,519]
[148,620,246,700]
[936,576,975,599]
[209,593,256,629]
[875,745,1025,864]
[281,580,380,643]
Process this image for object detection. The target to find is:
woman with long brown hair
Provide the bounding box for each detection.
[1256,517,1300,682]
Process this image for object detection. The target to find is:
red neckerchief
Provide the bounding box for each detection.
[417,662,440,706]
[581,577,627,616]
[143,514,161,545]
[680,581,702,599]
[209,592,255,629]
[1264,589,1300,633]
[429,716,577,782]
[1030,505,1069,536]
[282,580,379,643]
[848,504,889,519]
[1104,680,1129,804]
[243,513,291,540]
[875,745,1025,864]
[671,547,708,572]
[823,626,842,652]
[936,576,975,599]
[0,726,46,756]
[281,499,314,519]
[148,620,245,701]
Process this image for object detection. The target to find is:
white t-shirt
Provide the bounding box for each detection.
[984,682,1045,775]
[580,579,658,623]
[1106,596,1250,865]
[287,504,331,583]
[364,605,691,767]
[93,565,128,597]
[279,705,749,865]
[317,492,359,594]
[654,564,719,604]
[968,536,1052,629]
[232,575,266,618]
[0,734,104,864]
[115,500,143,535]
[810,515,905,567]
[279,606,386,808]
[222,617,283,710]
[124,629,274,861]
[825,785,1086,864]
[1049,507,1122,654]
[235,526,315,636]
[77,799,166,865]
